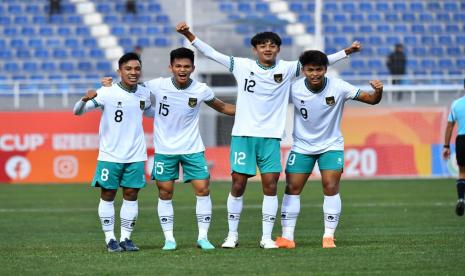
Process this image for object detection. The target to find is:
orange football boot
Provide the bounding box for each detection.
[322,237,336,248]
[275,236,296,249]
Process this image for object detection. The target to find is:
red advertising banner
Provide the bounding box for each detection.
[0,108,445,183]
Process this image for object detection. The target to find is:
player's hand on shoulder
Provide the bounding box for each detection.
[101,77,113,87]
[82,90,97,102]
[176,22,190,34]
[370,80,383,92]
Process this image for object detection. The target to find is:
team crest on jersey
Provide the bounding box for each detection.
[140,101,145,110]
[117,102,122,108]
[274,74,283,83]
[325,96,336,106]
[188,97,197,108]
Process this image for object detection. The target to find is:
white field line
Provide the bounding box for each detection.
[0,202,454,213]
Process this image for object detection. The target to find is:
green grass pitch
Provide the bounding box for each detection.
[1,179,464,275]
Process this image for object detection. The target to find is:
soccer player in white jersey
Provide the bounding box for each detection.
[103,48,235,250]
[73,53,152,253]
[176,22,361,249]
[275,50,383,249]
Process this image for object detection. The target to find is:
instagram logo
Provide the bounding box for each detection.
[53,155,78,179]
[5,156,31,180]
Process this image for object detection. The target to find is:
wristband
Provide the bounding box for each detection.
[443,145,450,149]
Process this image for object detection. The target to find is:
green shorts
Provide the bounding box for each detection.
[230,136,282,176]
[151,152,209,182]
[285,150,344,173]
[91,161,146,190]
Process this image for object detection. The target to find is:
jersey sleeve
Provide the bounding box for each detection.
[327,50,347,65]
[289,60,301,80]
[144,78,161,95]
[337,79,360,101]
[448,101,457,122]
[203,85,215,102]
[73,87,105,115]
[192,38,234,71]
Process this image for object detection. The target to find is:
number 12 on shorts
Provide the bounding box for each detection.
[233,152,246,165]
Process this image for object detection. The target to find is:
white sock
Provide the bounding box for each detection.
[281,194,300,241]
[323,194,341,238]
[262,195,278,241]
[158,198,175,241]
[226,193,243,238]
[98,198,116,244]
[120,199,138,242]
[196,195,212,240]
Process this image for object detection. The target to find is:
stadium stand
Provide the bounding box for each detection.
[216,0,465,77]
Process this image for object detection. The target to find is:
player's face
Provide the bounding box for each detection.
[302,64,327,87]
[170,58,195,85]
[253,41,280,65]
[118,60,141,87]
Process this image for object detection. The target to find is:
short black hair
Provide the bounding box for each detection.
[250,32,282,47]
[170,47,194,64]
[118,52,141,68]
[299,50,329,67]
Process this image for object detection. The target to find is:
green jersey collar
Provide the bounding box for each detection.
[305,77,328,94]
[117,82,137,93]
[256,60,276,70]
[171,77,193,90]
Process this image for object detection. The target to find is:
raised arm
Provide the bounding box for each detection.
[354,80,383,105]
[176,22,231,69]
[443,121,455,159]
[73,90,99,115]
[327,41,361,65]
[205,97,235,116]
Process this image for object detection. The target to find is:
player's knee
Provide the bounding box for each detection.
[158,189,173,200]
[322,184,338,196]
[123,188,139,200]
[195,186,210,196]
[231,182,246,196]
[285,184,301,195]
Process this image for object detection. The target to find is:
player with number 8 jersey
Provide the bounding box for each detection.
[73,53,152,253]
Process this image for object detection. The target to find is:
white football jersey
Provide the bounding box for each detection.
[90,83,152,162]
[144,77,214,154]
[290,77,360,155]
[230,58,299,138]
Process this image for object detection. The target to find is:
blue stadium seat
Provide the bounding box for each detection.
[428,25,443,33]
[83,38,97,47]
[32,15,47,25]
[42,62,56,71]
[377,47,391,56]
[368,36,382,45]
[0,49,13,59]
[439,36,453,45]
[4,62,19,72]
[385,13,399,22]
[393,2,407,11]
[367,60,383,70]
[402,13,415,22]
[68,15,82,24]
[4,27,18,36]
[421,36,435,44]
[436,13,450,21]
[50,15,65,24]
[427,2,441,10]
[96,3,111,13]
[78,62,93,71]
[359,2,373,12]
[146,26,161,35]
[65,38,79,48]
[60,62,75,72]
[255,3,269,12]
[359,25,373,33]
[46,38,61,47]
[351,59,365,69]
[97,62,111,72]
[154,38,170,47]
[129,26,144,36]
[238,3,251,13]
[298,14,313,23]
[324,25,338,33]
[8,4,22,14]
[412,47,426,56]
[53,49,68,59]
[404,36,418,45]
[10,39,25,48]
[456,35,465,44]
[324,2,338,11]
[148,3,161,12]
[375,2,389,11]
[22,27,36,36]
[17,49,31,59]
[333,36,348,46]
[419,13,433,22]
[155,15,169,24]
[367,14,381,22]
[58,27,72,36]
[430,47,444,56]
[439,59,453,67]
[90,49,104,58]
[447,47,461,56]
[421,59,436,68]
[289,2,304,12]
[341,3,355,12]
[453,13,465,21]
[456,59,465,68]
[14,16,29,25]
[76,27,90,36]
[410,2,424,12]
[407,59,419,69]
[411,25,425,33]
[104,15,118,24]
[136,38,150,47]
[71,49,85,58]
[333,14,347,23]
[28,39,43,48]
[342,25,357,34]
[34,48,50,59]
[446,25,460,33]
[376,25,390,33]
[23,62,38,72]
[350,13,364,21]
[444,2,458,11]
